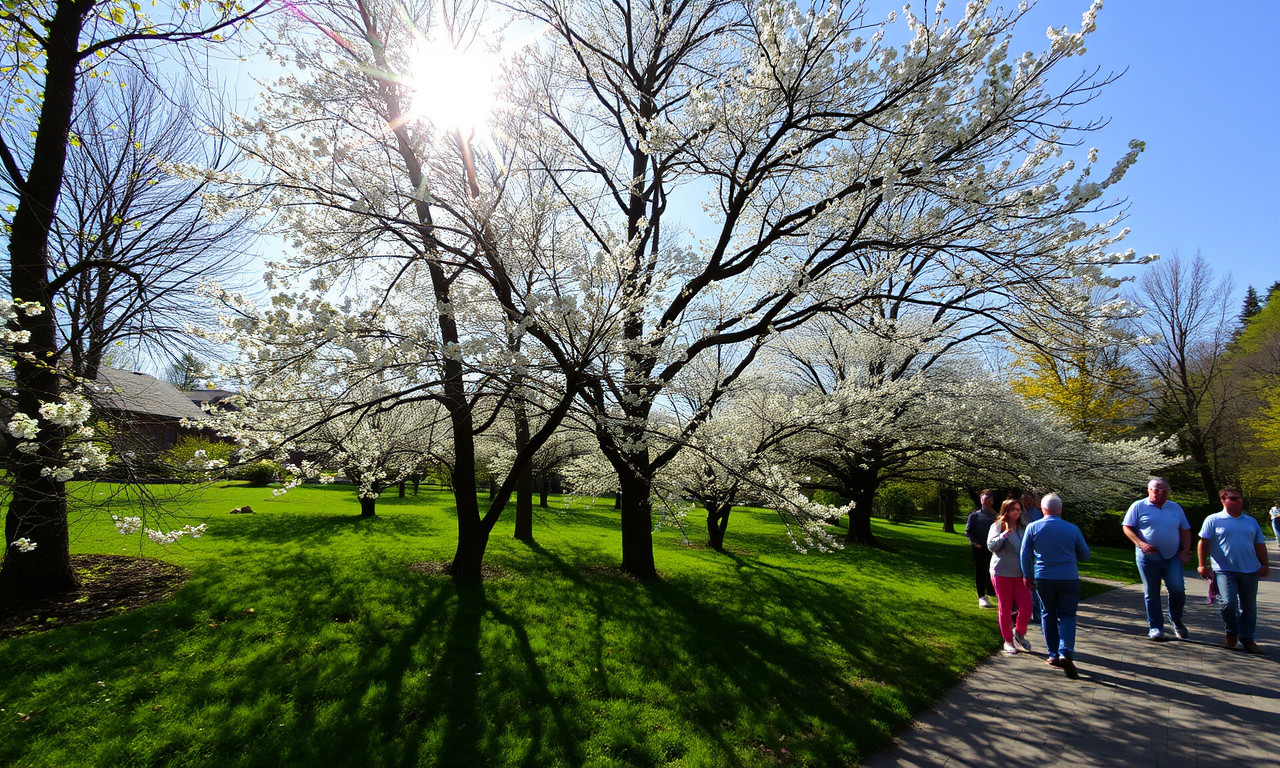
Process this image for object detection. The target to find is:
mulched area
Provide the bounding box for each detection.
[0,555,188,640]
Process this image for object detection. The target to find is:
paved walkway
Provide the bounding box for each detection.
[863,570,1280,768]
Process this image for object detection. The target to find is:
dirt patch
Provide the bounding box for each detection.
[578,564,661,582]
[0,555,188,639]
[408,560,509,580]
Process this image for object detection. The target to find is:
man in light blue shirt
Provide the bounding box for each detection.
[1122,477,1192,640]
[1020,493,1090,679]
[1198,486,1270,653]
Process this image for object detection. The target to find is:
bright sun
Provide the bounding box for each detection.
[407,38,502,135]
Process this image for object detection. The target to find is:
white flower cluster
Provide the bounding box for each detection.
[9,538,37,553]
[6,413,39,440]
[112,515,207,544]
[38,394,92,427]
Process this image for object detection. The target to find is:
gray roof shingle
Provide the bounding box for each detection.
[94,368,209,421]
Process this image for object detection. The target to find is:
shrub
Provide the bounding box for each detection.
[812,489,847,507]
[1069,508,1128,548]
[240,460,280,486]
[876,484,917,524]
[161,436,234,481]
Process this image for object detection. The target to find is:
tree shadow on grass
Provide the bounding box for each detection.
[513,539,986,766]
[207,508,444,549]
[1,521,994,768]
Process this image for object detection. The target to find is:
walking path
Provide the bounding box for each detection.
[862,571,1280,768]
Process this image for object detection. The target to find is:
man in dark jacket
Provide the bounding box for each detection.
[966,489,998,608]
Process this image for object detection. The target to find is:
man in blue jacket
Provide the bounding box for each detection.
[1021,493,1091,678]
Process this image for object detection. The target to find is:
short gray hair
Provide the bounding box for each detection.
[1041,493,1063,514]
[1148,477,1170,490]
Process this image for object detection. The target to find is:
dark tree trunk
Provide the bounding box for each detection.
[538,476,549,508]
[448,444,490,580]
[413,475,420,495]
[706,502,731,551]
[513,398,533,541]
[2,481,75,598]
[1185,434,1218,502]
[614,492,622,508]
[617,466,657,579]
[398,480,406,498]
[360,497,377,517]
[0,0,90,599]
[843,466,882,546]
[940,485,958,534]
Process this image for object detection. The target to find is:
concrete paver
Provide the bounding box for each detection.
[862,568,1280,768]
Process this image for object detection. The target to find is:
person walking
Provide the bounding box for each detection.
[1198,487,1271,653]
[1269,500,1280,547]
[1019,491,1043,625]
[966,490,998,608]
[1020,493,1090,678]
[1121,477,1192,640]
[987,498,1034,655]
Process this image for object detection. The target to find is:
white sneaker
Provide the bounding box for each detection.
[1148,628,1164,640]
[1002,642,1018,656]
[1015,633,1032,652]
[978,596,992,609]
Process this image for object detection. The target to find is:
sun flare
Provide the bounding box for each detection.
[407,38,502,135]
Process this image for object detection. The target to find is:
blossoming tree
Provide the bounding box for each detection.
[778,320,1170,544]
[220,0,625,577]
[509,0,1146,575]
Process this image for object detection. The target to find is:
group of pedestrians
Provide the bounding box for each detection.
[965,478,1272,679]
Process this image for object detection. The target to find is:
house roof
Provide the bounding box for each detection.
[94,368,209,421]
[185,389,238,406]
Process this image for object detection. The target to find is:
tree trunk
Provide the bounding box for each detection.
[513,398,533,541]
[1186,436,1218,502]
[359,497,377,518]
[1,482,76,598]
[706,502,731,551]
[538,476,549,508]
[940,485,958,534]
[843,467,881,546]
[0,0,88,599]
[413,474,420,495]
[617,466,657,579]
[398,480,406,499]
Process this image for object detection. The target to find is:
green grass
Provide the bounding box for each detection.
[0,485,1137,767]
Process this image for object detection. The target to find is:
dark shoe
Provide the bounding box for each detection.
[1172,623,1189,640]
[1225,634,1239,649]
[1242,640,1263,654]
[1060,656,1078,679]
[1046,656,1061,667]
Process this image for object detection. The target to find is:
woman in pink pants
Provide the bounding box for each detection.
[987,497,1036,655]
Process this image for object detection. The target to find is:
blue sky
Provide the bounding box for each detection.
[226,1,1279,302]
[1023,0,1280,298]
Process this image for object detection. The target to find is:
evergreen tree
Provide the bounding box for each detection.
[1241,286,1262,322]
[1233,286,1263,342]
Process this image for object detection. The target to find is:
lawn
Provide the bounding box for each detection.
[0,483,1139,767]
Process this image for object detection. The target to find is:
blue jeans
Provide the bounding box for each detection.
[1035,578,1080,659]
[1213,571,1260,641]
[1135,551,1186,631]
[1271,517,1280,544]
